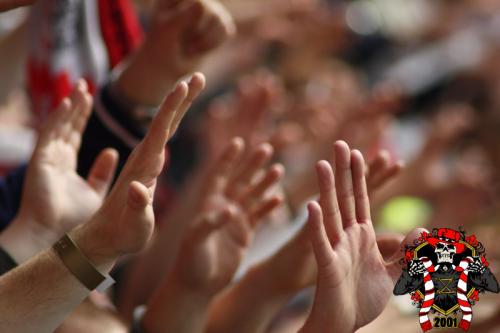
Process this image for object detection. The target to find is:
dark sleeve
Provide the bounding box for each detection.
[77,82,145,178]
[0,165,27,232]
[393,270,424,295]
[0,247,17,276]
[469,268,499,293]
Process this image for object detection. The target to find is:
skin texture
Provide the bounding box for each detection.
[205,146,404,333]
[119,137,283,318]
[300,141,411,333]
[73,73,206,263]
[55,297,128,333]
[141,138,284,333]
[0,80,118,264]
[115,0,235,106]
[0,74,205,333]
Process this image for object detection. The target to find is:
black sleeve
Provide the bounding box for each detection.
[0,165,27,232]
[77,83,145,178]
[469,268,499,293]
[393,270,424,295]
[0,247,17,276]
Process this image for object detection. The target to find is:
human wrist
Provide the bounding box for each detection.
[68,222,118,274]
[113,47,186,107]
[300,301,355,333]
[0,215,58,264]
[142,272,212,333]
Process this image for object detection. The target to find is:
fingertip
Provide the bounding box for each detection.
[103,148,119,163]
[231,136,245,149]
[315,160,334,184]
[316,160,331,172]
[351,150,366,171]
[60,97,72,111]
[271,163,285,178]
[334,140,349,151]
[178,80,189,95]
[76,79,88,93]
[307,201,322,216]
[351,149,364,160]
[220,205,237,223]
[127,181,151,210]
[272,194,284,206]
[378,149,390,162]
[258,142,274,156]
[190,72,206,89]
[334,140,351,166]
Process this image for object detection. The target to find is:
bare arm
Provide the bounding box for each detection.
[0,228,115,333]
[205,148,403,333]
[0,74,205,333]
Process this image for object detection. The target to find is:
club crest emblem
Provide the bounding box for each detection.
[393,228,499,331]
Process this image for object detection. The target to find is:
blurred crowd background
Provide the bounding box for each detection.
[1,0,499,332]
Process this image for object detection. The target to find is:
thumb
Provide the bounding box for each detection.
[116,181,155,254]
[385,227,429,281]
[87,148,119,198]
[126,181,152,211]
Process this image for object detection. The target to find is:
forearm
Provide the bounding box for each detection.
[299,285,355,333]
[0,225,116,333]
[0,249,87,333]
[142,274,211,333]
[206,266,292,333]
[0,215,57,265]
[113,43,194,107]
[118,170,204,318]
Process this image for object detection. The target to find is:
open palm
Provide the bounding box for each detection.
[174,138,283,295]
[301,141,402,333]
[18,81,117,239]
[85,74,206,258]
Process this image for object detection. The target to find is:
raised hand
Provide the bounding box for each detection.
[0,80,118,263]
[71,73,206,270]
[203,70,285,164]
[175,138,282,292]
[366,150,404,194]
[205,144,405,333]
[300,141,404,333]
[117,0,235,106]
[141,138,283,333]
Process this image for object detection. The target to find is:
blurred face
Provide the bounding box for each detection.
[0,0,34,12]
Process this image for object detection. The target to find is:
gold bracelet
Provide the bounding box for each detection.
[53,233,114,292]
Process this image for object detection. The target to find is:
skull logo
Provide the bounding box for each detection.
[435,242,456,263]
